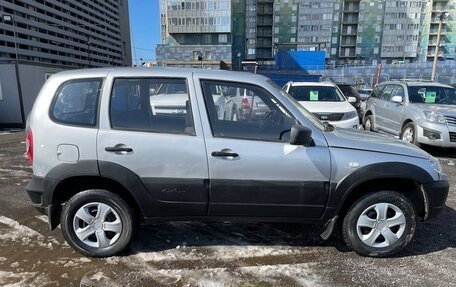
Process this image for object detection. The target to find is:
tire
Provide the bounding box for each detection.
[400,122,421,147]
[363,114,374,131]
[60,189,136,257]
[342,191,416,257]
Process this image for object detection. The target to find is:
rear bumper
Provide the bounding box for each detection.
[25,176,59,228]
[25,176,46,214]
[422,176,450,219]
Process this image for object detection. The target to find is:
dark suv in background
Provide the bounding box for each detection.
[336,83,363,120]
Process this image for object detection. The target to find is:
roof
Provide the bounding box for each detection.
[49,67,269,83]
[288,81,336,87]
[381,80,454,88]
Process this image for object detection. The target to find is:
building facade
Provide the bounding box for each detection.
[0,0,132,67]
[157,0,232,68]
[157,0,455,68]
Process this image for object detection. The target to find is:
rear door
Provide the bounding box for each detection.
[97,71,209,217]
[194,76,331,219]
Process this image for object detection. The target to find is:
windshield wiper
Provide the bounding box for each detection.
[323,122,335,132]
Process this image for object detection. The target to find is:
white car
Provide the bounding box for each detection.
[283,82,359,129]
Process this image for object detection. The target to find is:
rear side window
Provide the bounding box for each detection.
[51,78,102,126]
[110,78,194,135]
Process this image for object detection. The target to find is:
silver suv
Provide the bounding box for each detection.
[364,81,456,147]
[26,68,449,257]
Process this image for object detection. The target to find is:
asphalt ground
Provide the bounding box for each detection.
[0,131,454,287]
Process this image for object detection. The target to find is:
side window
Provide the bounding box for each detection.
[110,78,194,135]
[390,85,405,101]
[380,85,395,101]
[51,78,102,126]
[371,84,384,98]
[201,80,295,142]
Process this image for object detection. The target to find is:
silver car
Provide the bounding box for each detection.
[26,68,448,258]
[363,81,456,148]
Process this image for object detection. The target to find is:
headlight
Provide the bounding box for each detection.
[423,110,447,124]
[429,156,442,173]
[342,111,357,120]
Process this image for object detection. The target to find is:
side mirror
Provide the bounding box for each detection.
[290,124,313,146]
[391,95,403,103]
[348,96,357,103]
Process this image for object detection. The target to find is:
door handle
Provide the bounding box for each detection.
[105,146,133,152]
[211,151,239,157]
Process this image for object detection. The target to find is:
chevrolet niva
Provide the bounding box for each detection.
[25,68,449,257]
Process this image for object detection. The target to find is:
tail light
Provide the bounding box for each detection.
[26,128,33,166]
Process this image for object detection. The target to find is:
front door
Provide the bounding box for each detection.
[97,74,209,217]
[195,78,331,219]
[384,85,405,135]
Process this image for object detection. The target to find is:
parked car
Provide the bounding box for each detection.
[26,68,448,258]
[364,81,456,148]
[283,82,359,128]
[335,83,363,119]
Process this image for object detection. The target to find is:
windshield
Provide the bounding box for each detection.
[288,85,346,102]
[408,86,456,105]
[266,80,325,130]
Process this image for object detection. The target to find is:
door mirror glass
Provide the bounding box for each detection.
[290,124,313,146]
[391,95,403,103]
[348,96,357,103]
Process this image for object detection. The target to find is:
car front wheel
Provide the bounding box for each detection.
[60,189,136,257]
[342,191,416,257]
[401,122,421,147]
[364,115,374,131]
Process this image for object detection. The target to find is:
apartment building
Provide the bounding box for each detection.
[157,0,455,68]
[0,0,132,67]
[157,0,232,68]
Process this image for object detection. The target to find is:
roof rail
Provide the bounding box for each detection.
[397,78,434,82]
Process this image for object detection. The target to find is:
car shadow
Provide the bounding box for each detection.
[124,205,455,258]
[422,145,456,159]
[395,205,456,257]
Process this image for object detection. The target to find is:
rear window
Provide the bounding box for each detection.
[288,85,345,102]
[50,78,102,126]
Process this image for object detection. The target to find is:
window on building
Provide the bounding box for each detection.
[248,48,256,55]
[203,34,211,44]
[205,51,212,60]
[219,34,228,43]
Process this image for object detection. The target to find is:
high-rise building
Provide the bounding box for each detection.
[157,0,232,68]
[158,0,455,68]
[0,0,132,67]
[419,0,455,61]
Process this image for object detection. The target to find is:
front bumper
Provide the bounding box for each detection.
[416,121,456,148]
[330,116,360,129]
[422,175,450,220]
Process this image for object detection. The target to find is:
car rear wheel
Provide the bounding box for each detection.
[342,191,416,257]
[364,115,374,131]
[61,189,136,257]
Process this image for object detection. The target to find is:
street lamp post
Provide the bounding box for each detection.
[431,12,449,82]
